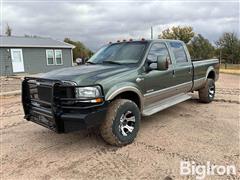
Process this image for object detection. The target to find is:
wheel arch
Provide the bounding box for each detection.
[206,66,216,81]
[106,86,144,111]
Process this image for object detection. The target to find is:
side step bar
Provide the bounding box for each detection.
[142,93,191,116]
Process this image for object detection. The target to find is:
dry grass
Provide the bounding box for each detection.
[220,68,240,75]
[220,63,240,69]
[220,63,240,75]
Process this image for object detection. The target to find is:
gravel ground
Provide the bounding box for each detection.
[1,73,239,180]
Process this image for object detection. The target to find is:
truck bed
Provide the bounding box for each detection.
[192,59,219,90]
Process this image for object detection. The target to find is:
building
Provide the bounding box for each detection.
[0,36,75,75]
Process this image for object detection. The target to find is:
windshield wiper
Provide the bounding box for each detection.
[103,61,122,65]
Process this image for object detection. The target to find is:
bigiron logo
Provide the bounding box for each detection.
[180,161,237,179]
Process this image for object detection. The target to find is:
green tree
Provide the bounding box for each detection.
[188,34,215,60]
[5,23,12,36]
[64,38,93,62]
[158,26,195,43]
[216,32,240,64]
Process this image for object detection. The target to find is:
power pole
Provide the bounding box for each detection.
[151,26,153,39]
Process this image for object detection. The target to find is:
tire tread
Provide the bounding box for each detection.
[100,99,138,146]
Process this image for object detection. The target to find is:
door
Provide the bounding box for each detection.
[142,42,176,106]
[168,41,193,93]
[11,49,25,73]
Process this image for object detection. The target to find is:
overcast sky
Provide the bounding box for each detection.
[1,0,239,50]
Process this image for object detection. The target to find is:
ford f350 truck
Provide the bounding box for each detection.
[22,39,219,146]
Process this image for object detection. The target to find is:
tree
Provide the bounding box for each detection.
[5,23,12,36]
[216,32,240,64]
[188,34,215,60]
[158,26,195,43]
[64,38,93,62]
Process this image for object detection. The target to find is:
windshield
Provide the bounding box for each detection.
[88,42,148,64]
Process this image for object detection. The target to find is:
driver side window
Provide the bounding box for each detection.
[147,43,171,61]
[147,43,171,68]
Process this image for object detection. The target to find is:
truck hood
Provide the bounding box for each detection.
[39,64,133,85]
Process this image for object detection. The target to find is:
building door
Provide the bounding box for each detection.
[11,49,25,73]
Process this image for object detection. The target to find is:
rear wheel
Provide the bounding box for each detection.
[198,78,215,103]
[100,99,140,146]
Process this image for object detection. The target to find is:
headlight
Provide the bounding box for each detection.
[75,86,101,98]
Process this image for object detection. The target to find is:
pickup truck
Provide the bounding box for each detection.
[22,39,219,146]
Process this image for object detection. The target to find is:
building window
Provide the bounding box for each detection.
[46,50,54,65]
[46,49,63,65]
[55,50,63,65]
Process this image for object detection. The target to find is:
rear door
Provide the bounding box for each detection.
[11,49,25,73]
[167,41,193,93]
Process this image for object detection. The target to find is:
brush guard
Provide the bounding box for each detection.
[22,77,107,133]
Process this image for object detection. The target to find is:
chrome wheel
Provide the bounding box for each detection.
[209,84,215,98]
[119,111,136,136]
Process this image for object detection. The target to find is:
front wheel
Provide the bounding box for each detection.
[198,78,215,103]
[100,99,140,146]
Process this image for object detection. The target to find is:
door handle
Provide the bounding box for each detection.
[188,67,192,74]
[136,77,144,83]
[172,69,175,76]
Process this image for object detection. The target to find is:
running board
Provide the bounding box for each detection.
[142,93,192,116]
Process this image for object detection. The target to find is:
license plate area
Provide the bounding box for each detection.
[31,112,57,130]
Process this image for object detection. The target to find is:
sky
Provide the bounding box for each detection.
[1,0,239,51]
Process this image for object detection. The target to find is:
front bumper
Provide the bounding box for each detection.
[22,77,108,133]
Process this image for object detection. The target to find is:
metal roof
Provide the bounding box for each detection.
[0,36,75,48]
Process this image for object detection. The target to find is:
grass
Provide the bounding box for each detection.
[220,63,240,75]
[220,69,240,75]
[220,63,240,69]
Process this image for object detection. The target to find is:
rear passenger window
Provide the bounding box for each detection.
[169,42,188,63]
[147,43,171,63]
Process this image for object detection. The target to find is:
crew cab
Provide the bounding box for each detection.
[22,39,219,146]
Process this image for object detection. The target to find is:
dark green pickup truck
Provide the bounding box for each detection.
[22,39,219,146]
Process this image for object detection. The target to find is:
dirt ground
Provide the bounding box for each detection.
[1,73,239,180]
[0,76,22,93]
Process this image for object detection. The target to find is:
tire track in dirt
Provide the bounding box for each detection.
[135,141,203,164]
[2,131,95,178]
[0,120,27,131]
[216,88,240,95]
[213,99,240,104]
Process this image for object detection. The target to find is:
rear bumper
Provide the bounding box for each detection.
[22,77,108,133]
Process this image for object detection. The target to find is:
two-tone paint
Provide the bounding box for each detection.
[39,39,219,115]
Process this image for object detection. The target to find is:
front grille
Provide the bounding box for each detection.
[37,86,52,102]
[22,78,77,133]
[28,80,53,105]
[27,79,75,107]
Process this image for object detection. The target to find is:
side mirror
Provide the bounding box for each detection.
[157,55,169,71]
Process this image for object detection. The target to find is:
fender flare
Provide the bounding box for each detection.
[205,66,216,80]
[105,85,144,110]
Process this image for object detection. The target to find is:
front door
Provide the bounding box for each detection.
[142,42,175,107]
[11,49,25,73]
